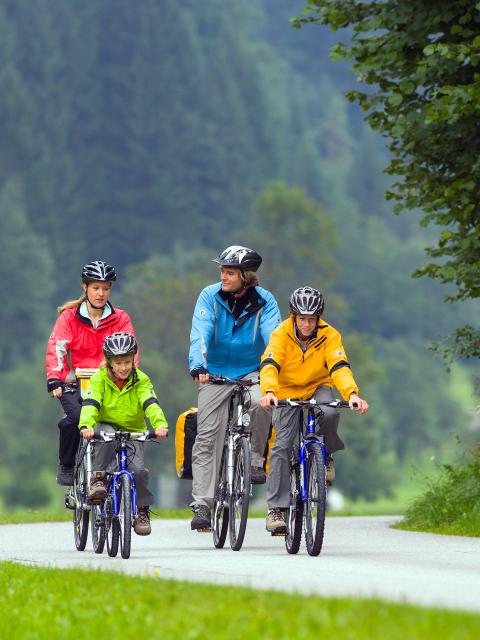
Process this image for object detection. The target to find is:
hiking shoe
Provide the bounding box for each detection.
[251,466,267,485]
[134,506,151,536]
[56,463,74,486]
[190,505,211,530]
[266,508,287,533]
[326,454,335,484]
[89,474,108,501]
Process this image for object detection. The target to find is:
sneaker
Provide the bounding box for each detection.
[251,466,267,485]
[190,504,211,530]
[56,463,74,486]
[326,454,335,484]
[266,508,287,533]
[134,506,151,536]
[89,474,108,501]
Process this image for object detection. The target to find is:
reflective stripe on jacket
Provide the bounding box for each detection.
[259,316,359,401]
[79,367,168,432]
[189,283,281,379]
[46,304,137,383]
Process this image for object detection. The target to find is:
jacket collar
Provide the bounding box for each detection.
[75,301,117,327]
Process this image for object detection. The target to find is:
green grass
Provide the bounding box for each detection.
[395,455,480,537]
[1,562,479,639]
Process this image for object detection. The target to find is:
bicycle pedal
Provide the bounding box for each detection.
[271,529,287,537]
[196,527,212,533]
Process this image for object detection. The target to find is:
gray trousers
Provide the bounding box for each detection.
[93,424,153,508]
[191,372,271,509]
[266,386,343,509]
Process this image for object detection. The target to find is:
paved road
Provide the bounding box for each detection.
[1,516,480,612]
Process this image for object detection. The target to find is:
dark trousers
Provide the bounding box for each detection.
[57,386,81,466]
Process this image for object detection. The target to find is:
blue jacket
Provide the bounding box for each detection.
[189,283,281,379]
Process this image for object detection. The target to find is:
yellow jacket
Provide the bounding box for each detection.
[260,317,359,401]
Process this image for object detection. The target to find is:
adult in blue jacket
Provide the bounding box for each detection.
[189,245,281,530]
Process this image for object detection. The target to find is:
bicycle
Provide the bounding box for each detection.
[65,368,99,552]
[274,398,352,557]
[210,374,255,551]
[89,429,159,560]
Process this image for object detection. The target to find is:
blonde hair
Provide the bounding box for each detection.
[57,293,87,313]
[241,270,259,288]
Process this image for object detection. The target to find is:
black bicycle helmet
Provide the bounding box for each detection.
[82,260,117,283]
[290,286,325,316]
[103,332,138,357]
[212,245,262,272]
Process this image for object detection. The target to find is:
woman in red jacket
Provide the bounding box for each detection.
[46,260,137,485]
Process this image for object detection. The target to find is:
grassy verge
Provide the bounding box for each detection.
[1,562,479,639]
[394,456,480,537]
[0,507,192,525]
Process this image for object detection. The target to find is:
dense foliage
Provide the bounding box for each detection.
[295,0,480,359]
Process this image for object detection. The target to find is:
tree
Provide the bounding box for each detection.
[295,1,480,359]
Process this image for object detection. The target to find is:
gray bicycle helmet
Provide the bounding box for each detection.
[212,245,262,272]
[103,332,138,357]
[290,286,325,316]
[82,260,117,283]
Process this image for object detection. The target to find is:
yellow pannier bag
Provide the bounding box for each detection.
[264,425,276,475]
[175,407,198,479]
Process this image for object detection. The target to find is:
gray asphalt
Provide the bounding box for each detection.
[1,516,480,612]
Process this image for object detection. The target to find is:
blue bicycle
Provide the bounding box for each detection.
[89,429,157,559]
[276,398,351,556]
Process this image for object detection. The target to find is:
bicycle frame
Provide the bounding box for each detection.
[110,433,138,519]
[298,407,326,503]
[225,387,251,497]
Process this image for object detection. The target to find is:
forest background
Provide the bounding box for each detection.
[0,0,478,509]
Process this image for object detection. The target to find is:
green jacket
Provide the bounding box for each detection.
[79,367,168,432]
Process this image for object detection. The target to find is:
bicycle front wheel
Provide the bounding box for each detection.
[229,436,251,551]
[304,443,327,556]
[285,452,303,555]
[213,447,229,549]
[73,456,89,551]
[119,474,132,559]
[91,503,106,554]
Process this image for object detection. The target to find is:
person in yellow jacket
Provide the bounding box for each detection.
[260,286,368,534]
[79,332,168,535]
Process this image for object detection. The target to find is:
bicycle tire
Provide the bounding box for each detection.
[106,489,119,557]
[304,443,327,556]
[73,456,89,551]
[213,447,229,549]
[119,474,132,559]
[91,503,106,554]
[285,454,303,555]
[229,436,251,551]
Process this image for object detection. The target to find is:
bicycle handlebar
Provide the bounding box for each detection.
[275,399,354,409]
[92,429,162,442]
[208,374,256,387]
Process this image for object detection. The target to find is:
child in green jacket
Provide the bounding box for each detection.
[79,332,168,535]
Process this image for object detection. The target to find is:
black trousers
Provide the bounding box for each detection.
[57,385,81,466]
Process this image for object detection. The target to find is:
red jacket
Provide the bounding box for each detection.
[46,304,138,383]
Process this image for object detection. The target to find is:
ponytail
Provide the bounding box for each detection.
[57,293,87,313]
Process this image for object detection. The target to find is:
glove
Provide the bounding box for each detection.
[190,367,208,379]
[47,379,63,393]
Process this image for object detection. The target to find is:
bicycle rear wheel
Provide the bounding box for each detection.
[73,454,89,551]
[106,488,119,557]
[119,474,132,559]
[229,436,251,551]
[91,503,106,554]
[304,443,327,556]
[285,452,303,555]
[213,447,229,548]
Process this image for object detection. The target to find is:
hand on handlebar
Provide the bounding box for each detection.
[81,427,95,440]
[260,392,278,408]
[348,393,369,414]
[155,427,169,439]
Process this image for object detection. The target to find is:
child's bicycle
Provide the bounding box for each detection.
[275,398,354,557]
[89,428,159,559]
[209,374,255,551]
